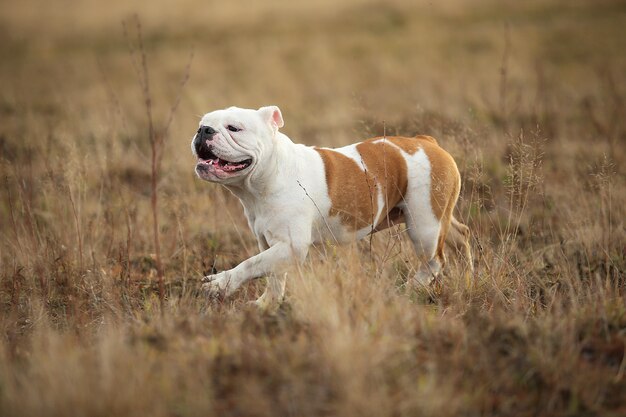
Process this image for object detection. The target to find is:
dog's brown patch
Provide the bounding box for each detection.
[316,135,459,233]
[356,140,408,224]
[386,135,437,154]
[387,135,458,220]
[315,148,374,230]
[419,138,459,220]
[315,139,407,230]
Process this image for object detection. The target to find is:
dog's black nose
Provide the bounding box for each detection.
[199,126,216,137]
[194,126,217,154]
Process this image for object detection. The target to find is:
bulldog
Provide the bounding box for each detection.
[192,105,472,309]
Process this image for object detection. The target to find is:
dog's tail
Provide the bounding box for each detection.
[445,216,474,282]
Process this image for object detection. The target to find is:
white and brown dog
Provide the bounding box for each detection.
[192,105,472,308]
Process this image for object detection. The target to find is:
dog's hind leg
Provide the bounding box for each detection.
[445,216,473,283]
[400,200,445,286]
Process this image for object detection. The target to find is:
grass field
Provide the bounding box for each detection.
[1,0,625,415]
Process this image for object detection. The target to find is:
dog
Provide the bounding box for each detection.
[191,105,472,309]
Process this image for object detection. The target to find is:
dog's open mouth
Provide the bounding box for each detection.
[197,147,252,172]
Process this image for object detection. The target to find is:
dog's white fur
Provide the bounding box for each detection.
[191,106,471,309]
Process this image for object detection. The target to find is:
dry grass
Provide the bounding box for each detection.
[1,0,625,416]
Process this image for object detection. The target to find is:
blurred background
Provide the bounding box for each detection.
[0,1,625,416]
[3,0,624,142]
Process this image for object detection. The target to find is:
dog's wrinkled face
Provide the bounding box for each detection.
[191,106,284,184]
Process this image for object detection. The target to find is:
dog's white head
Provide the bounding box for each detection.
[191,105,284,185]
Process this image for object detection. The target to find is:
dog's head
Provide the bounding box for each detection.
[191,106,284,185]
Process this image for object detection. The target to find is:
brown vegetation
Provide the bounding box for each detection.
[1,0,625,416]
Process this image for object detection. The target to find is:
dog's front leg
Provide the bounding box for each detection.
[202,242,308,297]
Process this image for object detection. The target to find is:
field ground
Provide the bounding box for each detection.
[1,0,625,416]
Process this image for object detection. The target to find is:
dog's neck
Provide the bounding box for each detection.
[224,131,298,205]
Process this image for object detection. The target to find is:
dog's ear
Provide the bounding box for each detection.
[258,106,284,132]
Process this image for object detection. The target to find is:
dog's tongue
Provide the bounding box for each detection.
[222,162,246,171]
[216,158,245,171]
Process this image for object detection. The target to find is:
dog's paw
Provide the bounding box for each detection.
[251,293,281,314]
[201,272,234,298]
[413,270,436,287]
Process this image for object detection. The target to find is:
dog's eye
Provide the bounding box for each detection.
[227,125,241,132]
